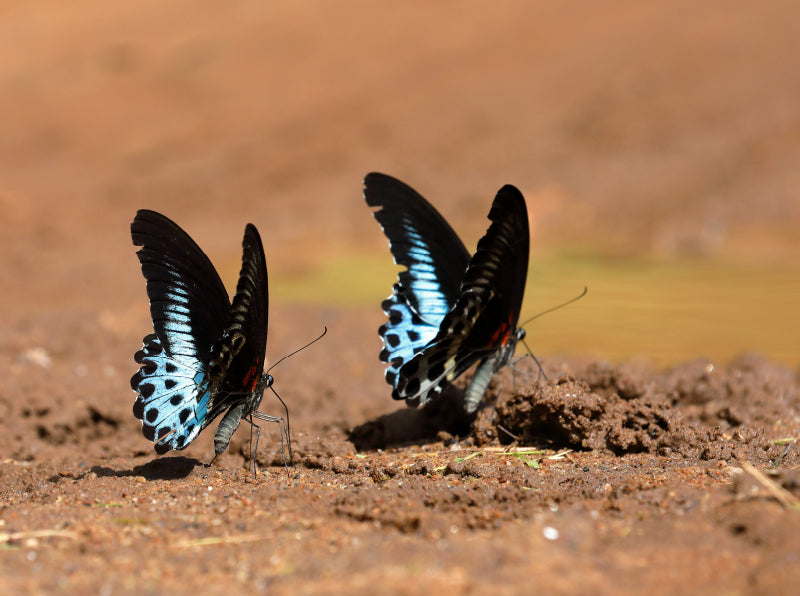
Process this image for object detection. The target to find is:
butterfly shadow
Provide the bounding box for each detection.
[348,388,475,451]
[89,456,205,481]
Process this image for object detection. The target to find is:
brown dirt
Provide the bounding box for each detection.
[2,2,800,594]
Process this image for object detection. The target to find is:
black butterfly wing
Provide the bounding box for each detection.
[131,210,230,359]
[393,184,530,411]
[364,172,471,388]
[458,184,529,351]
[206,223,270,456]
[130,210,231,453]
[208,223,269,418]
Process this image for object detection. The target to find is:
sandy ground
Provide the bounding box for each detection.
[2,2,800,594]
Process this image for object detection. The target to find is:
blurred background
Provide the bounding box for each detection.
[1,0,798,367]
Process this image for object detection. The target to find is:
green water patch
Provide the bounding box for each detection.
[271,252,800,367]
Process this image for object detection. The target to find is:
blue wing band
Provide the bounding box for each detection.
[364,173,471,390]
[131,334,212,453]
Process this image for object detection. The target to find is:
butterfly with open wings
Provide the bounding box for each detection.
[365,172,530,414]
[130,210,291,466]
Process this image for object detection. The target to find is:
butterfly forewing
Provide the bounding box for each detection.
[131,210,230,359]
[456,185,529,353]
[364,173,471,388]
[207,223,269,420]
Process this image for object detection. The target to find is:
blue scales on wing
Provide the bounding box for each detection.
[130,210,232,454]
[364,173,470,390]
[130,334,212,453]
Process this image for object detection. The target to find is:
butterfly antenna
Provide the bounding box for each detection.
[265,326,328,374]
[519,286,587,328]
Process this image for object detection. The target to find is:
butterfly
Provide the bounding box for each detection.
[130,209,291,467]
[364,172,530,414]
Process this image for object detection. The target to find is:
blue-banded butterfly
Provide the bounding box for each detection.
[130,210,290,467]
[365,173,529,413]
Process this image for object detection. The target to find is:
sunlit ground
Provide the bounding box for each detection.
[271,252,800,367]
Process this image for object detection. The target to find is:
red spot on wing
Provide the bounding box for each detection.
[487,313,517,348]
[243,361,260,391]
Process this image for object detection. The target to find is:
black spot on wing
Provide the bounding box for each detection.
[132,400,144,420]
[130,372,143,391]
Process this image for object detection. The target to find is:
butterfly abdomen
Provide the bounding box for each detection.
[214,403,246,455]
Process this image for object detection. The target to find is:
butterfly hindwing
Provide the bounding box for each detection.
[364,173,471,387]
[130,333,211,453]
[391,184,530,412]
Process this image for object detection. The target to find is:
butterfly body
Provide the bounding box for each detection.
[365,173,529,413]
[130,210,280,459]
[212,372,272,456]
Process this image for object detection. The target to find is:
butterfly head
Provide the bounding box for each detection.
[255,373,274,394]
[247,373,274,410]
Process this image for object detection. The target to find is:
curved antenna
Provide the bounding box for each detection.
[519,286,587,328]
[266,326,328,374]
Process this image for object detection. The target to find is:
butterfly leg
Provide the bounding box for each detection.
[249,412,293,476]
[248,417,261,476]
[510,334,548,386]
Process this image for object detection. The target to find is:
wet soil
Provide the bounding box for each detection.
[2,2,800,594]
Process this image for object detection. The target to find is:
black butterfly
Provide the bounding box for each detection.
[130,210,291,466]
[365,172,529,413]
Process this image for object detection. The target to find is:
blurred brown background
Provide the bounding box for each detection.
[1,0,798,364]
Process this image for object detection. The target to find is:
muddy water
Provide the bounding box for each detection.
[271,253,800,367]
